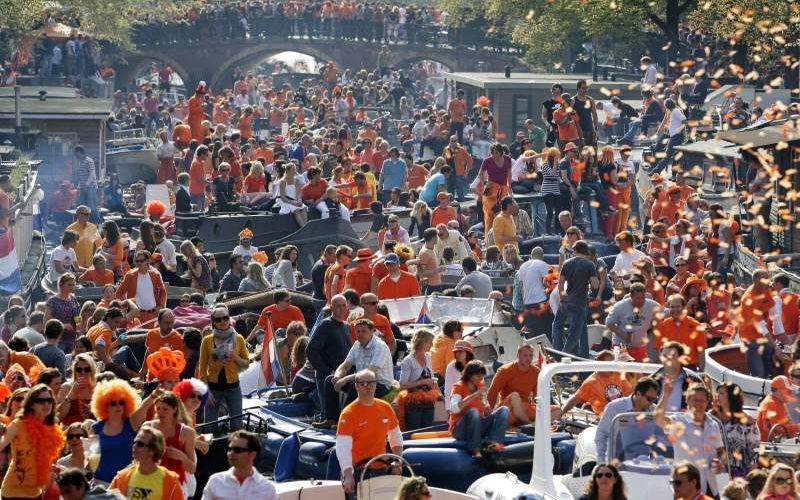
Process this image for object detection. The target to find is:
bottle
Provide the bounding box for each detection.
[613,345,620,361]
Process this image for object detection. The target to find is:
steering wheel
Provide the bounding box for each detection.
[768,424,790,443]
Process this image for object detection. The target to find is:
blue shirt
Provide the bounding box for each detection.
[288,143,306,164]
[92,419,136,482]
[381,158,408,191]
[420,173,446,206]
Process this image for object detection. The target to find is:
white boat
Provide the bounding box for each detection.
[105,128,159,184]
[467,360,732,500]
[703,342,771,406]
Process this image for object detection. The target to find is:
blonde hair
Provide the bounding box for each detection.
[72,353,98,386]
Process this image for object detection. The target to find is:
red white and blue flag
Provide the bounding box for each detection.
[0,227,21,294]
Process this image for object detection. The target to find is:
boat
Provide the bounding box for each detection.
[105,129,159,184]
[703,342,770,407]
[467,360,733,499]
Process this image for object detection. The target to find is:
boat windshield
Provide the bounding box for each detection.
[381,296,495,326]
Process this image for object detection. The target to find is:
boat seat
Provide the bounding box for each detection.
[358,475,407,500]
[403,438,469,449]
[296,441,332,479]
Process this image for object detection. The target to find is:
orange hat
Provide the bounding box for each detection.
[772,375,791,392]
[667,185,682,196]
[146,347,186,382]
[650,173,664,184]
[253,251,268,264]
[476,95,490,107]
[195,81,207,94]
[563,142,578,152]
[239,228,254,239]
[681,276,707,295]
[353,248,375,262]
[453,339,473,354]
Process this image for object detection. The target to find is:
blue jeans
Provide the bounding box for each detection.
[452,407,509,453]
[190,194,205,212]
[205,386,244,433]
[80,187,102,223]
[652,133,684,174]
[112,345,141,372]
[552,302,589,359]
[579,182,610,211]
[447,174,469,201]
[405,404,435,431]
[745,341,775,379]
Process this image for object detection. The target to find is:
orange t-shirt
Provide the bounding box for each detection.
[448,380,486,433]
[189,158,206,196]
[431,206,457,228]
[780,290,800,337]
[237,115,253,139]
[345,264,372,296]
[78,268,115,286]
[430,334,455,376]
[574,372,632,414]
[243,174,265,194]
[349,313,394,345]
[256,304,306,331]
[553,108,581,140]
[324,262,347,302]
[300,180,329,202]
[736,287,775,342]
[407,164,429,189]
[448,99,467,123]
[757,395,798,438]
[255,147,274,165]
[337,399,399,467]
[145,328,186,354]
[86,323,114,356]
[653,315,707,366]
[376,271,421,301]
[486,361,539,408]
[172,124,191,145]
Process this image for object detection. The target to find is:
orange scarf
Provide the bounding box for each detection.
[21,415,65,484]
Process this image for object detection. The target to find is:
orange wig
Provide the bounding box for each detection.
[146,200,167,219]
[90,379,141,421]
[600,145,615,164]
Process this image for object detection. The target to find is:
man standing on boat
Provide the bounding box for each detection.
[604,283,661,362]
[519,247,553,338]
[735,269,785,378]
[73,146,101,223]
[656,382,725,496]
[156,130,178,185]
[652,341,702,412]
[115,250,166,325]
[336,369,403,496]
[552,240,598,359]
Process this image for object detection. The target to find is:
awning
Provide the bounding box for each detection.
[718,123,800,148]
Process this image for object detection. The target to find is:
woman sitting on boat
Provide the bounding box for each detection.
[711,382,760,478]
[758,462,800,500]
[144,391,197,497]
[276,162,308,226]
[180,240,212,295]
[444,340,474,402]
[578,463,628,500]
[238,261,271,293]
[272,244,300,291]
[397,329,438,431]
[448,360,508,459]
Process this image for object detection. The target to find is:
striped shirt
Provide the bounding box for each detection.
[540,161,561,195]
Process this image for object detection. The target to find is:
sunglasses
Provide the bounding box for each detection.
[108,399,126,407]
[34,397,54,404]
[133,440,151,448]
[670,479,683,487]
[12,395,26,403]
[74,366,92,374]
[213,316,230,321]
[595,472,615,479]
[188,393,202,400]
[68,433,86,440]
[776,477,794,485]
[228,446,250,454]
[357,380,377,387]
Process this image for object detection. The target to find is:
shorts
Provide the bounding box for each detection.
[500,394,536,426]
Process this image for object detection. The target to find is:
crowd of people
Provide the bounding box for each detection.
[4,17,800,499]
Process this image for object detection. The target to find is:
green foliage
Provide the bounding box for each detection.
[0,0,47,35]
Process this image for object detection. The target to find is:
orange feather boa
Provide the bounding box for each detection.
[20,415,66,485]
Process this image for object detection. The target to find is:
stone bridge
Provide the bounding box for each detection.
[115,39,524,91]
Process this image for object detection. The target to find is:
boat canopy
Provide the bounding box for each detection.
[381,296,496,326]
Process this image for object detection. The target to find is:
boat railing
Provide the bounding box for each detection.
[9,162,42,267]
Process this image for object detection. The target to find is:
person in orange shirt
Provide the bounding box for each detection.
[78,254,114,286]
[247,289,306,342]
[442,136,472,201]
[335,369,402,495]
[430,192,457,228]
[254,139,274,165]
[654,294,707,370]
[757,375,798,440]
[340,172,373,210]
[86,307,125,357]
[344,248,374,296]
[213,102,230,126]
[651,186,686,226]
[141,309,185,377]
[376,252,421,301]
[324,245,353,303]
[349,293,395,354]
[237,107,254,139]
[407,159,430,190]
[447,89,467,143]
[558,351,632,416]
[172,122,192,149]
[189,145,209,212]
[430,320,462,377]
[553,93,582,149]
[736,269,783,378]
[486,344,541,425]
[448,360,508,458]
[187,81,206,142]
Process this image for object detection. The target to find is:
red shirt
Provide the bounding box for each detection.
[257,304,306,330]
[377,271,421,300]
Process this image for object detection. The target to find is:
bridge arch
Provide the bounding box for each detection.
[209,43,337,90]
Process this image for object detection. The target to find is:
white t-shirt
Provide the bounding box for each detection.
[232,244,259,263]
[642,64,658,86]
[135,272,157,310]
[444,360,461,402]
[12,327,46,348]
[49,245,77,282]
[611,248,646,278]
[518,258,550,305]
[667,107,686,137]
[156,239,177,272]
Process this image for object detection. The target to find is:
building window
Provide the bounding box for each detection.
[513,96,530,133]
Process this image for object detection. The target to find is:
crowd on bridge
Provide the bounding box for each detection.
[4,15,800,500]
[131,1,516,53]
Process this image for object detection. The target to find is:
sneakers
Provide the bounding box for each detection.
[312,419,337,429]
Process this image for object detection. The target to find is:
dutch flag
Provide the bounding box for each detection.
[0,227,21,294]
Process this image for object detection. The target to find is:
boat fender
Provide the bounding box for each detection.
[296,440,331,479]
[484,441,534,474]
[274,433,301,482]
[262,432,286,467]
